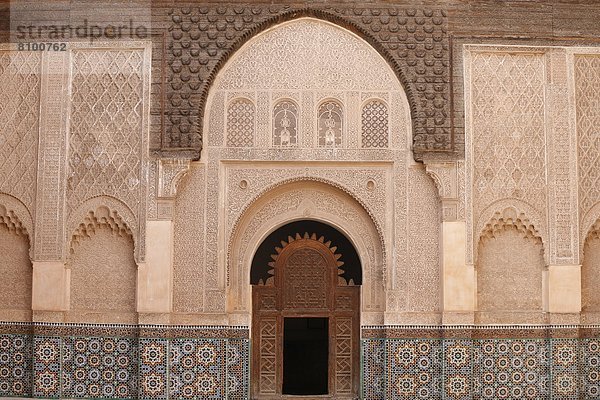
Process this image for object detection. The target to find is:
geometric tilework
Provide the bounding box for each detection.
[139,338,168,399]
[170,339,225,399]
[444,339,473,400]
[362,329,600,400]
[0,334,32,397]
[1,325,249,400]
[226,339,250,400]
[138,337,250,400]
[33,336,61,398]
[2,324,599,399]
[385,339,442,399]
[474,339,549,399]
[62,337,138,399]
[362,339,385,399]
[551,339,579,399]
[581,338,600,399]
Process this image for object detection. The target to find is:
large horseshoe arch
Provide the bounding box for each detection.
[250,220,361,399]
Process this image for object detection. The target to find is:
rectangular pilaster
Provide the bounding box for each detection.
[441,221,475,323]
[137,220,173,315]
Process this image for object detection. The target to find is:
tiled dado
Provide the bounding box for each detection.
[361,325,600,400]
[2,323,599,399]
[0,322,249,399]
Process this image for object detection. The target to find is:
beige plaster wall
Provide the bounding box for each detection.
[0,224,32,321]
[67,225,137,323]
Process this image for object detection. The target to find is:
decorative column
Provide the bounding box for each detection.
[32,50,70,320]
[544,48,582,321]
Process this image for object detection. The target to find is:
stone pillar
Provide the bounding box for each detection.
[425,159,475,324]
[138,159,190,323]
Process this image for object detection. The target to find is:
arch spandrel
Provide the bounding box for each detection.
[227,180,385,325]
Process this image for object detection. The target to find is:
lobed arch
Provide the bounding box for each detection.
[475,200,547,264]
[0,192,34,239]
[227,180,385,323]
[581,203,600,261]
[66,195,138,262]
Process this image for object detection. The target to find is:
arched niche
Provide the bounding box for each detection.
[250,220,361,398]
[66,199,138,324]
[475,206,546,324]
[582,218,600,323]
[0,195,33,321]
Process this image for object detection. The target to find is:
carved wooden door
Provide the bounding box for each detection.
[252,233,359,399]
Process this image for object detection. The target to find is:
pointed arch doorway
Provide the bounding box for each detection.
[251,220,361,399]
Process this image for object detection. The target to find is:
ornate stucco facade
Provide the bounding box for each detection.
[1,1,600,399]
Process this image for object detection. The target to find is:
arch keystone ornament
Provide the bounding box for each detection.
[252,228,360,399]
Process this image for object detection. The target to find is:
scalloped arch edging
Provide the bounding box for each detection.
[227,176,386,284]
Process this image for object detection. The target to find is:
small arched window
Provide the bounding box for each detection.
[273,100,298,146]
[317,101,343,147]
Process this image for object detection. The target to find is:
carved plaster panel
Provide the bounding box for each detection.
[424,160,459,221]
[172,164,206,314]
[215,19,401,92]
[65,42,151,262]
[0,49,41,222]
[160,8,451,154]
[574,51,600,260]
[34,51,70,261]
[464,45,586,266]
[206,19,411,154]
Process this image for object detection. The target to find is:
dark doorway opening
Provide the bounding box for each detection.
[282,317,329,395]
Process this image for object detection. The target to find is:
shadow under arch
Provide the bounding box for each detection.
[251,219,362,286]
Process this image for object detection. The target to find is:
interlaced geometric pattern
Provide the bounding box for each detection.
[272,100,298,146]
[335,317,353,394]
[283,248,328,309]
[0,51,41,210]
[227,99,255,147]
[318,101,343,147]
[258,318,277,394]
[362,100,389,148]
[471,52,546,217]
[68,49,144,212]
[574,55,600,217]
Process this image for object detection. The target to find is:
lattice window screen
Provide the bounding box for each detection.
[361,100,388,148]
[226,98,255,147]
